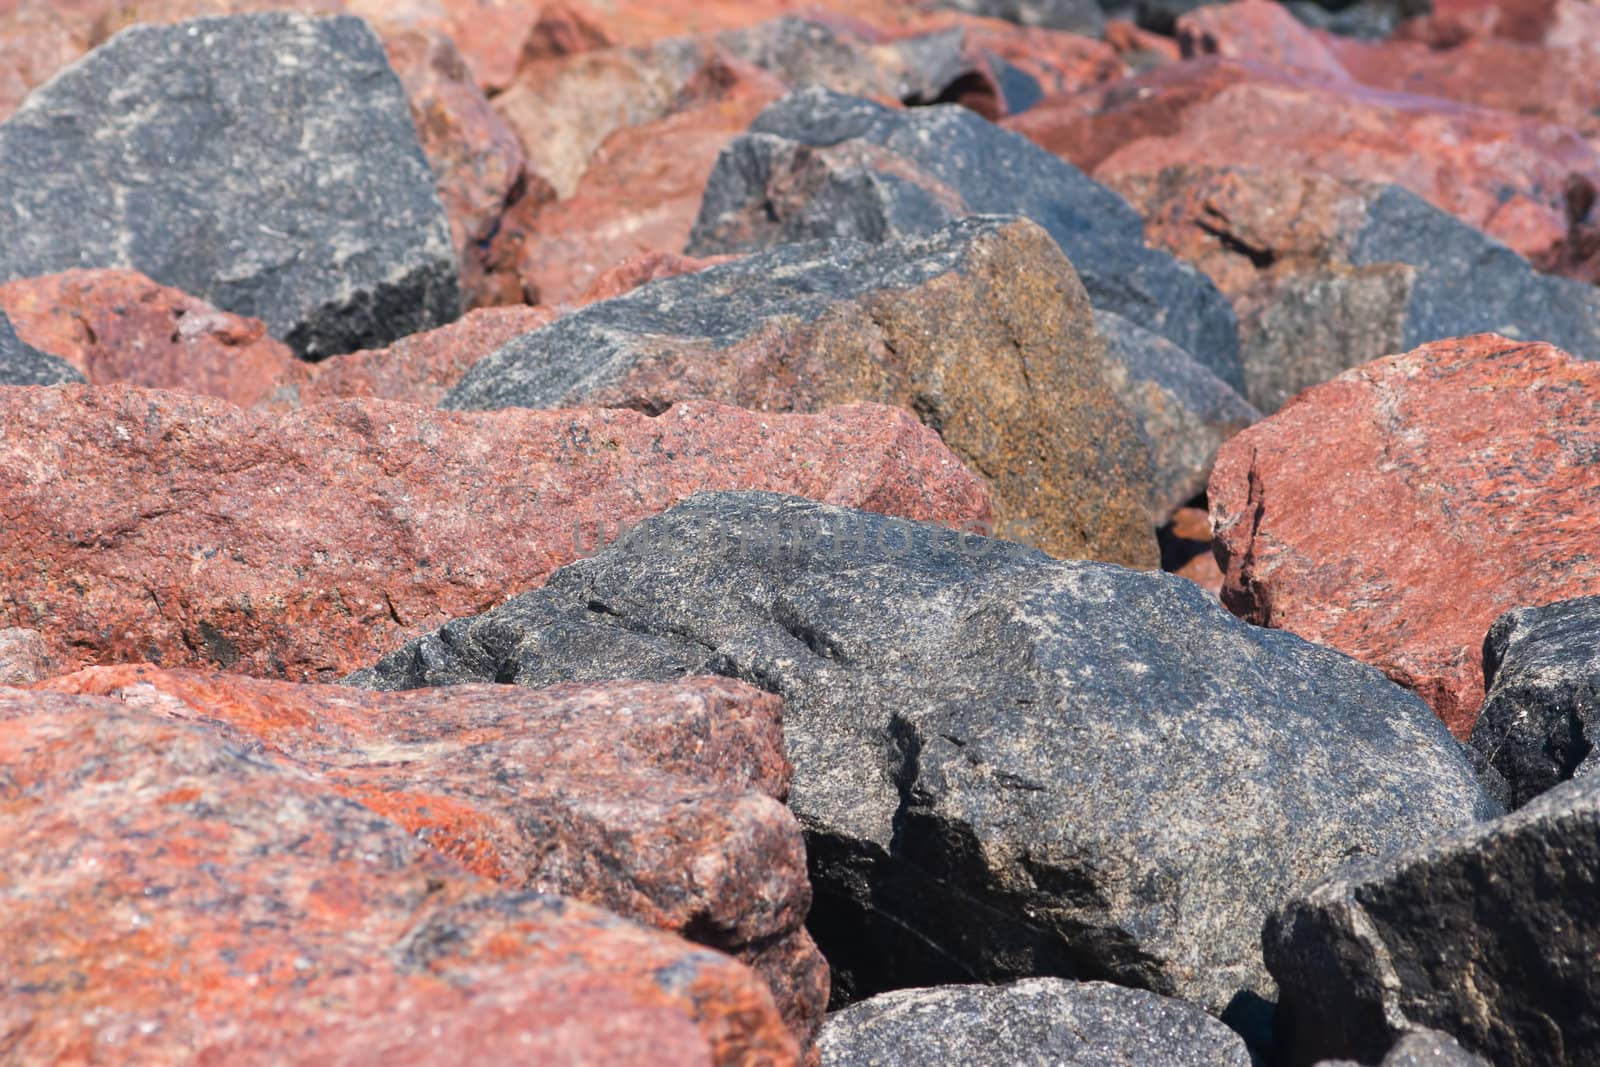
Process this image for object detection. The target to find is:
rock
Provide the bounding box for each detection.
[1162,504,1225,595]
[39,666,826,1048]
[1095,309,1259,521]
[931,0,1105,37]
[1314,1030,1492,1066]
[0,307,81,386]
[1265,770,1600,1067]
[0,627,54,685]
[816,979,1252,1065]
[1176,1,1353,79]
[448,216,1157,566]
[0,686,797,1064]
[0,3,92,121]
[0,13,460,358]
[1469,597,1600,809]
[0,386,990,681]
[688,86,1243,390]
[1209,335,1600,738]
[0,269,300,406]
[578,250,740,306]
[1109,165,1600,412]
[351,491,1497,1033]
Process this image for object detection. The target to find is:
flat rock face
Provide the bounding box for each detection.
[0,13,460,358]
[0,686,797,1065]
[351,491,1497,1031]
[0,306,81,386]
[448,216,1157,567]
[1265,771,1600,1067]
[1209,335,1600,738]
[817,978,1252,1066]
[38,666,825,1048]
[688,86,1242,390]
[0,386,989,681]
[1469,597,1600,809]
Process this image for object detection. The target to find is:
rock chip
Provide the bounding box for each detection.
[352,491,1497,1031]
[0,13,460,358]
[1469,597,1600,809]
[1266,770,1600,1067]
[0,386,989,681]
[0,306,81,386]
[817,978,1252,1065]
[688,86,1242,389]
[450,216,1156,566]
[0,686,797,1064]
[1209,335,1600,738]
[0,627,54,686]
[39,666,826,1047]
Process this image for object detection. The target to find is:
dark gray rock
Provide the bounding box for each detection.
[1266,770,1600,1067]
[1315,1029,1491,1067]
[0,309,82,386]
[1095,309,1259,521]
[816,978,1252,1066]
[1469,597,1600,810]
[932,0,1106,36]
[349,491,1497,1038]
[0,13,460,359]
[687,86,1243,390]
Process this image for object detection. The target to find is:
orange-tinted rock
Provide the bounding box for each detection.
[0,627,53,685]
[0,386,991,681]
[38,667,826,1047]
[1104,18,1182,66]
[1175,1,1351,80]
[0,3,93,121]
[1159,504,1223,595]
[0,269,301,406]
[519,3,615,64]
[578,250,740,306]
[1209,335,1600,738]
[0,686,798,1064]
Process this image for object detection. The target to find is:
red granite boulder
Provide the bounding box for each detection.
[1209,335,1600,738]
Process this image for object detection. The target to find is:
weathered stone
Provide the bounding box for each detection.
[817,979,1252,1065]
[0,269,300,406]
[1266,770,1600,1067]
[0,627,53,685]
[578,250,740,306]
[0,306,81,386]
[0,687,798,1064]
[448,216,1157,566]
[39,665,826,1047]
[1095,309,1259,521]
[931,0,1105,36]
[1469,597,1600,809]
[1176,1,1352,79]
[0,386,989,681]
[352,491,1497,1036]
[1314,1029,1492,1066]
[0,13,460,358]
[1210,336,1600,738]
[688,86,1243,389]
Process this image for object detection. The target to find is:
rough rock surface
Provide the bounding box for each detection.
[1266,770,1600,1067]
[688,86,1242,389]
[1095,309,1259,520]
[39,666,826,1047]
[816,978,1252,1065]
[452,216,1157,566]
[0,13,460,358]
[932,0,1105,36]
[1315,1029,1492,1066]
[0,686,798,1064]
[1210,335,1600,737]
[1175,1,1352,78]
[0,306,81,386]
[352,491,1497,1033]
[1470,597,1600,809]
[0,386,990,681]
[0,627,54,686]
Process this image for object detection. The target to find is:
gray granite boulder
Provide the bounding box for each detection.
[0,13,460,358]
[0,309,81,386]
[817,979,1252,1066]
[1266,771,1600,1066]
[349,491,1498,1041]
[686,87,1243,390]
[1470,597,1600,809]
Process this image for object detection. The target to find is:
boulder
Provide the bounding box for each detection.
[0,13,460,358]
[0,627,54,686]
[0,686,797,1064]
[1209,335,1600,738]
[1176,1,1353,79]
[1266,771,1600,1066]
[687,86,1242,389]
[351,491,1498,1036]
[1314,1030,1491,1066]
[0,306,81,386]
[817,979,1252,1065]
[1469,597,1600,809]
[0,386,990,681]
[447,216,1158,566]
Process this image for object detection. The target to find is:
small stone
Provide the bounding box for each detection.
[0,627,54,685]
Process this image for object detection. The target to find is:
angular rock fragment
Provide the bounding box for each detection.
[0,387,989,680]
[0,306,80,385]
[817,979,1252,1065]
[688,86,1242,388]
[0,13,460,357]
[352,491,1497,1032]
[1210,335,1600,737]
